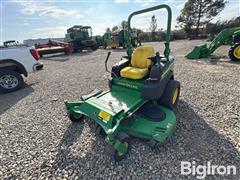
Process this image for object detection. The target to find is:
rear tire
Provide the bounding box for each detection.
[229,42,240,61]
[158,80,180,111]
[0,70,24,93]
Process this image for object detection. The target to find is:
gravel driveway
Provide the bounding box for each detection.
[1,40,239,179]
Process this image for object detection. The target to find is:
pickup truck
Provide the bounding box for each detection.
[0,42,43,93]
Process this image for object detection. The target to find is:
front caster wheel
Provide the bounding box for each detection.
[68,112,84,122]
[109,132,130,161]
[95,125,106,137]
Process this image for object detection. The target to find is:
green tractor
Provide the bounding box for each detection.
[65,25,99,52]
[65,4,180,161]
[186,27,240,61]
[103,29,140,49]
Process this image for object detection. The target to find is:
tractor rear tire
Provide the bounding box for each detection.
[158,80,180,111]
[229,42,240,61]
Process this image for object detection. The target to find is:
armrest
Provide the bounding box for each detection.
[111,58,130,77]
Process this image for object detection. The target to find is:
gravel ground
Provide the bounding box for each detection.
[0,40,239,179]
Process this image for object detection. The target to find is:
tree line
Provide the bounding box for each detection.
[105,0,239,42]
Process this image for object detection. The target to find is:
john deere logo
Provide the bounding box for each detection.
[116,82,138,89]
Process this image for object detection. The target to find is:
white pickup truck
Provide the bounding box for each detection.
[0,41,43,93]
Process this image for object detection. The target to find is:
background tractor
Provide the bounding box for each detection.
[103,29,140,49]
[186,27,240,61]
[65,25,99,52]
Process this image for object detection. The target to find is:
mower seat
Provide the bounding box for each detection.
[120,46,155,80]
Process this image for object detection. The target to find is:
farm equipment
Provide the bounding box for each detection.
[103,29,140,49]
[65,4,180,161]
[65,25,99,52]
[186,27,240,61]
[35,39,72,57]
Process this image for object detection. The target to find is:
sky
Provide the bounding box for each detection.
[0,0,239,44]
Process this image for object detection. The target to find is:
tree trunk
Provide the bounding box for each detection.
[196,0,202,37]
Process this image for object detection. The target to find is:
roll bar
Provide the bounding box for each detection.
[127,4,172,59]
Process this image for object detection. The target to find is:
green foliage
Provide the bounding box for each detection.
[106,27,111,32]
[171,29,187,40]
[121,20,128,29]
[112,26,119,32]
[206,17,240,36]
[177,0,227,37]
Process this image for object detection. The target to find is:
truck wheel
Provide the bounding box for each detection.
[158,80,180,111]
[0,69,24,93]
[229,42,240,61]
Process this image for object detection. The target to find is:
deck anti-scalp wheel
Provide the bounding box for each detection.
[109,132,130,161]
[68,112,84,122]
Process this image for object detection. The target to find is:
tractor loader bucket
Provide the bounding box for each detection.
[186,44,209,59]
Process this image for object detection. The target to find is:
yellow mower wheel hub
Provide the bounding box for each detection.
[117,142,128,156]
[233,45,240,59]
[172,88,179,104]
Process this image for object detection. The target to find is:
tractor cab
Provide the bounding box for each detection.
[66,25,93,40]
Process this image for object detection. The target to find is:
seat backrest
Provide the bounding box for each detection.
[131,46,155,69]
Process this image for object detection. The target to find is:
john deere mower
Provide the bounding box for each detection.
[65,4,180,161]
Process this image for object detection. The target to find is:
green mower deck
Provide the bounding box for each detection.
[65,84,176,139]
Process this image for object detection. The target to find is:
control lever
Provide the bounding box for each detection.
[104,51,118,78]
[155,52,161,65]
[105,51,111,73]
[148,52,161,65]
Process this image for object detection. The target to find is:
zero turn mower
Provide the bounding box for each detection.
[65,4,180,161]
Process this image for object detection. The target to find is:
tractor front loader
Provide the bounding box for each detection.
[186,27,240,61]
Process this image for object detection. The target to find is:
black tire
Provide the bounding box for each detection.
[0,69,24,93]
[229,42,240,61]
[91,45,98,51]
[158,80,180,110]
[95,125,107,137]
[233,35,240,44]
[68,112,84,122]
[110,132,130,161]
